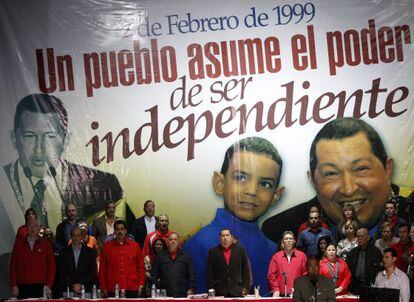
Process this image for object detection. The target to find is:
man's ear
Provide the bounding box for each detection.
[270,186,285,206]
[212,171,225,196]
[10,130,16,149]
[385,158,393,180]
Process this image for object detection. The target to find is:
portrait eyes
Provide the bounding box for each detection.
[233,172,274,189]
[22,132,36,140]
[234,172,247,182]
[259,180,274,189]
[353,165,371,175]
[321,169,339,179]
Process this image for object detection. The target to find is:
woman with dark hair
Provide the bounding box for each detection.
[16,208,37,239]
[144,237,167,296]
[320,243,351,295]
[337,221,358,260]
[317,236,332,260]
[337,205,360,239]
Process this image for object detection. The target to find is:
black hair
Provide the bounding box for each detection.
[309,117,387,177]
[151,237,167,254]
[220,137,283,185]
[114,219,126,229]
[14,94,68,135]
[219,228,232,236]
[24,208,37,223]
[144,200,154,207]
[383,247,397,258]
[317,235,332,259]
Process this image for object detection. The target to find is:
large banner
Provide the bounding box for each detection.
[1,0,413,296]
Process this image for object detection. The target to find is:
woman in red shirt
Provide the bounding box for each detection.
[319,243,351,295]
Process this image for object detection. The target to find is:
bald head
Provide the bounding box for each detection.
[357,228,370,248]
[158,214,169,233]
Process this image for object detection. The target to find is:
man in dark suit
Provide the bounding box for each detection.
[346,228,382,295]
[59,226,97,296]
[0,93,122,297]
[91,200,120,248]
[207,229,251,297]
[132,200,156,248]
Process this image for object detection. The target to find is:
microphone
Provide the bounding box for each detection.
[23,167,42,203]
[49,165,65,204]
[282,272,288,297]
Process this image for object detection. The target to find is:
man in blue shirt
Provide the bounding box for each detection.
[297,211,332,257]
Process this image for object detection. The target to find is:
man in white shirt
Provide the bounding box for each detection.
[374,247,410,302]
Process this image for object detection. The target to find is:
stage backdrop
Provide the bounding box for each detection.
[0,0,413,297]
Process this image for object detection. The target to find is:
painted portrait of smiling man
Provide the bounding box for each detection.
[262,117,396,244]
[308,117,393,229]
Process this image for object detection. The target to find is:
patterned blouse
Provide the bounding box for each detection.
[337,237,358,260]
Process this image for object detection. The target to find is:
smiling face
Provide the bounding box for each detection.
[11,112,66,178]
[310,132,392,229]
[214,151,283,221]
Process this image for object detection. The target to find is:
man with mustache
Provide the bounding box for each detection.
[263,117,395,242]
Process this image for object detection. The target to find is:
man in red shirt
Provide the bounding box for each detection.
[267,231,307,297]
[99,220,144,297]
[142,214,173,260]
[9,218,56,298]
[391,224,412,271]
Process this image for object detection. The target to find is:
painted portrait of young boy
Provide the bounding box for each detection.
[184,137,284,294]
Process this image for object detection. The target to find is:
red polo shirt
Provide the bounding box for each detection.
[99,238,145,292]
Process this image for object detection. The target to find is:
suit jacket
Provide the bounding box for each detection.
[91,215,120,248]
[152,249,195,297]
[207,244,251,297]
[132,215,157,248]
[293,275,335,302]
[59,244,97,292]
[345,241,382,295]
[3,160,123,219]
